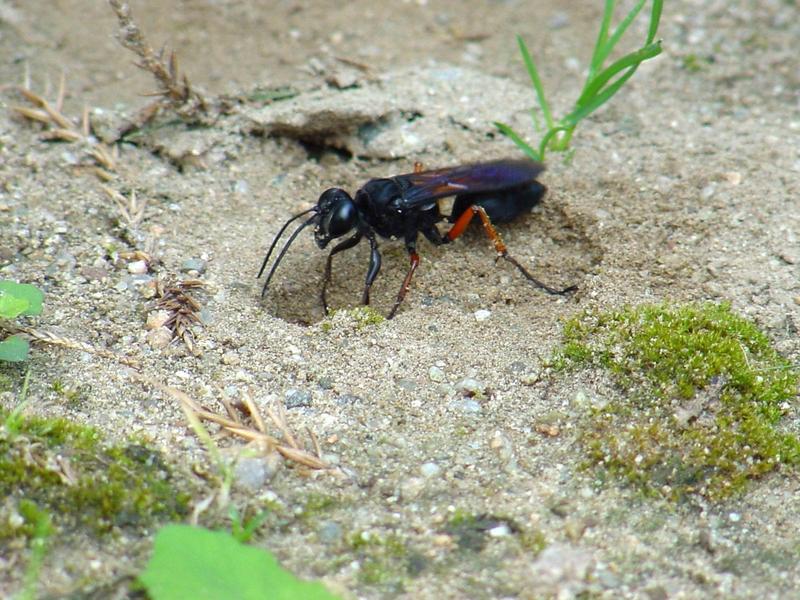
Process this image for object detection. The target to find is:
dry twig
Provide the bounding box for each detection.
[108,0,210,135]
[1,323,140,369]
[101,185,148,228]
[11,76,116,177]
[155,383,329,470]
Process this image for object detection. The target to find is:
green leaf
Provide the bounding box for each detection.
[139,525,340,600]
[0,335,31,362]
[0,294,29,320]
[0,281,44,317]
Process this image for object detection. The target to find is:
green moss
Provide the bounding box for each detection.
[297,493,338,522]
[321,306,385,333]
[0,371,13,393]
[51,379,88,405]
[347,531,410,588]
[0,411,191,541]
[445,511,522,553]
[681,53,713,73]
[555,302,800,501]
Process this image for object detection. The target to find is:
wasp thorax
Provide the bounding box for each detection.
[315,188,357,248]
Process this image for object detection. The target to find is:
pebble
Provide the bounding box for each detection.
[473,309,491,321]
[428,366,446,382]
[146,327,173,349]
[399,476,426,501]
[455,377,483,397]
[395,378,417,392]
[145,310,170,330]
[420,462,441,478]
[451,398,481,414]
[285,388,312,408]
[233,455,279,492]
[221,351,240,366]
[127,259,148,275]
[529,543,595,593]
[487,524,511,537]
[181,258,207,274]
[318,521,343,545]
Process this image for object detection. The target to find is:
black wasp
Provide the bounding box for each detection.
[258,158,576,319]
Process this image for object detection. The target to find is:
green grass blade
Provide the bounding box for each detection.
[538,126,572,156]
[647,0,664,44]
[516,35,554,130]
[494,121,542,161]
[577,40,662,108]
[595,0,647,70]
[587,0,616,80]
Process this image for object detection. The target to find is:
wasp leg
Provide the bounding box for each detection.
[387,248,420,320]
[361,231,382,306]
[321,233,362,315]
[445,205,576,296]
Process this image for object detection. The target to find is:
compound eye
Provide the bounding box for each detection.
[321,196,357,238]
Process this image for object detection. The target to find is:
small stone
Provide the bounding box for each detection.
[451,398,481,414]
[487,524,511,537]
[428,366,446,382]
[420,462,441,478]
[285,388,312,408]
[146,310,170,330]
[399,476,426,501]
[474,309,491,321]
[529,543,595,593]
[455,377,483,397]
[233,179,249,195]
[146,326,173,349]
[127,259,148,274]
[233,456,278,492]
[221,351,240,365]
[181,258,207,274]
[80,266,109,281]
[318,377,334,390]
[436,383,455,397]
[722,171,742,185]
[395,378,417,392]
[643,585,669,600]
[318,521,343,545]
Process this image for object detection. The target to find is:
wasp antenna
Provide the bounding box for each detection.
[257,208,317,279]
[261,215,317,297]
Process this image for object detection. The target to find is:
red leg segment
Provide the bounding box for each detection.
[446,205,575,296]
[387,251,420,319]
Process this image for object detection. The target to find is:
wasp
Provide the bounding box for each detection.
[258,158,576,319]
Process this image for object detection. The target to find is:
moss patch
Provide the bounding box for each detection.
[320,306,385,333]
[0,411,191,541]
[348,530,412,590]
[556,302,800,501]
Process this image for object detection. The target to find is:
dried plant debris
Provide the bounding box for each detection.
[152,279,205,355]
[101,184,149,229]
[108,0,212,137]
[11,72,116,179]
[160,384,330,471]
[1,323,141,369]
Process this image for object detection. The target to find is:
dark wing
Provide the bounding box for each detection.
[397,159,545,208]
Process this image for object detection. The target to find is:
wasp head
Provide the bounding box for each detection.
[314,188,357,249]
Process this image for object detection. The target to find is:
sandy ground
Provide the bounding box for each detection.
[1,1,799,598]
